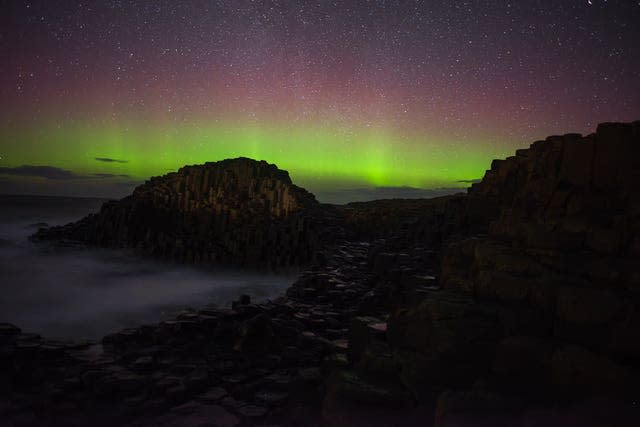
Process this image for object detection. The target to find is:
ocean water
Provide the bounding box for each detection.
[0,195,295,341]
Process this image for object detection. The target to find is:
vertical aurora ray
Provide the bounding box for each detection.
[0,118,507,191]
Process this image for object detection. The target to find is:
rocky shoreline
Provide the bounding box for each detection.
[3,121,640,426]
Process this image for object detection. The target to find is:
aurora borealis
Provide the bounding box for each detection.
[1,1,639,200]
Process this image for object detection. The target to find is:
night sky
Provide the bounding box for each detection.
[1,0,639,200]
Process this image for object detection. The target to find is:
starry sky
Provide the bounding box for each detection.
[1,0,639,201]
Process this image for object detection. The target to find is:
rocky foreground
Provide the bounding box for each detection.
[2,121,639,426]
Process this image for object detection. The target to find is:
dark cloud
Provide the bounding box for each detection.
[315,186,465,205]
[92,173,131,179]
[0,175,142,198]
[0,166,133,181]
[0,165,139,200]
[456,179,482,184]
[95,157,128,163]
[0,165,81,180]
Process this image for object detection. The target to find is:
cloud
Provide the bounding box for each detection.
[95,157,128,163]
[0,165,133,182]
[456,179,482,184]
[0,166,142,199]
[92,173,131,179]
[0,165,81,180]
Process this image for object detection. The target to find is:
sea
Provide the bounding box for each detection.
[0,195,294,341]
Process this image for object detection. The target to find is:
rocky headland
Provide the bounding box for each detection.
[33,157,343,270]
[2,121,639,426]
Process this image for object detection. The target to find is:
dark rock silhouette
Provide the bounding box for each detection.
[4,121,639,425]
[34,157,340,269]
[384,121,640,425]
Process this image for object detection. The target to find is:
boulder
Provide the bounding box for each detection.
[347,316,387,362]
[234,313,274,354]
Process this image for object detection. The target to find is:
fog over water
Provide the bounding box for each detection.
[0,195,295,341]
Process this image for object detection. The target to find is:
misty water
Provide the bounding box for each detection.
[0,195,295,341]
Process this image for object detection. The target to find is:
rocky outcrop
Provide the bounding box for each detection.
[378,121,640,424]
[33,157,342,270]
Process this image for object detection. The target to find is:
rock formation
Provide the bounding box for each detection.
[380,121,640,424]
[34,157,341,270]
[4,121,639,425]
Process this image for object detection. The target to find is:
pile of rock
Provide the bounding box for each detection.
[429,123,640,424]
[33,157,339,269]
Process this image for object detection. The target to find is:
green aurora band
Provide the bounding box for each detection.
[1,120,511,192]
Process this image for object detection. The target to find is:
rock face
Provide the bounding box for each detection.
[34,157,336,269]
[382,121,640,424]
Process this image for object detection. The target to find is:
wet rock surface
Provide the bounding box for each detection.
[4,122,640,425]
[1,241,384,426]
